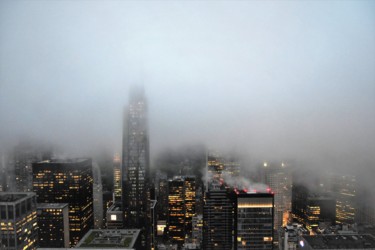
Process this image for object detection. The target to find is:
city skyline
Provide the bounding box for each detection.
[0,1,374,182]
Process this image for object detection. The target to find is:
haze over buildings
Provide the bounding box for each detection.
[0,1,374,177]
[0,1,374,248]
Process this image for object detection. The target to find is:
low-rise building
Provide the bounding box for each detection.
[76,229,141,249]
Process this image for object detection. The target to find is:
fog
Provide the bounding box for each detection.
[0,1,374,178]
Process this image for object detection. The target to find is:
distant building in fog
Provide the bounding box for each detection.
[12,142,51,192]
[292,184,336,231]
[32,158,94,247]
[260,161,292,230]
[330,174,356,225]
[93,162,103,229]
[113,153,122,202]
[206,151,240,191]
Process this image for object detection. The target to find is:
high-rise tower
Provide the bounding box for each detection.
[122,86,150,244]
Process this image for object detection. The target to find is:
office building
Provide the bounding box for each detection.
[298,234,375,250]
[235,193,274,250]
[292,184,336,232]
[0,192,38,250]
[122,87,150,238]
[202,186,235,249]
[167,176,196,245]
[157,178,169,220]
[260,162,292,230]
[37,203,70,248]
[93,162,103,229]
[113,153,122,202]
[206,152,240,191]
[32,158,94,246]
[330,175,356,225]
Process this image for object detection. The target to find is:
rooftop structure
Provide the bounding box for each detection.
[76,229,141,249]
[106,203,123,229]
[300,234,375,250]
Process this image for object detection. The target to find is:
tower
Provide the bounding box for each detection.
[122,86,150,246]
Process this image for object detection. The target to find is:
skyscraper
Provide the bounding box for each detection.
[32,158,94,247]
[167,176,196,245]
[235,193,274,250]
[203,186,235,250]
[122,86,150,246]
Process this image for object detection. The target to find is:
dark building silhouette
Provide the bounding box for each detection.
[292,183,336,231]
[203,186,235,249]
[32,159,94,247]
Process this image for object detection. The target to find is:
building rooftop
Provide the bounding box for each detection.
[76,229,140,249]
[301,234,375,249]
[107,203,122,212]
[37,203,68,209]
[37,158,89,164]
[0,192,34,203]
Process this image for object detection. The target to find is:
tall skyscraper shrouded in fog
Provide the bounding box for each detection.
[122,86,150,246]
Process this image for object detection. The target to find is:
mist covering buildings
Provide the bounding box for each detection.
[0,0,374,249]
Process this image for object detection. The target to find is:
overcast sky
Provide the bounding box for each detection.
[0,0,374,173]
